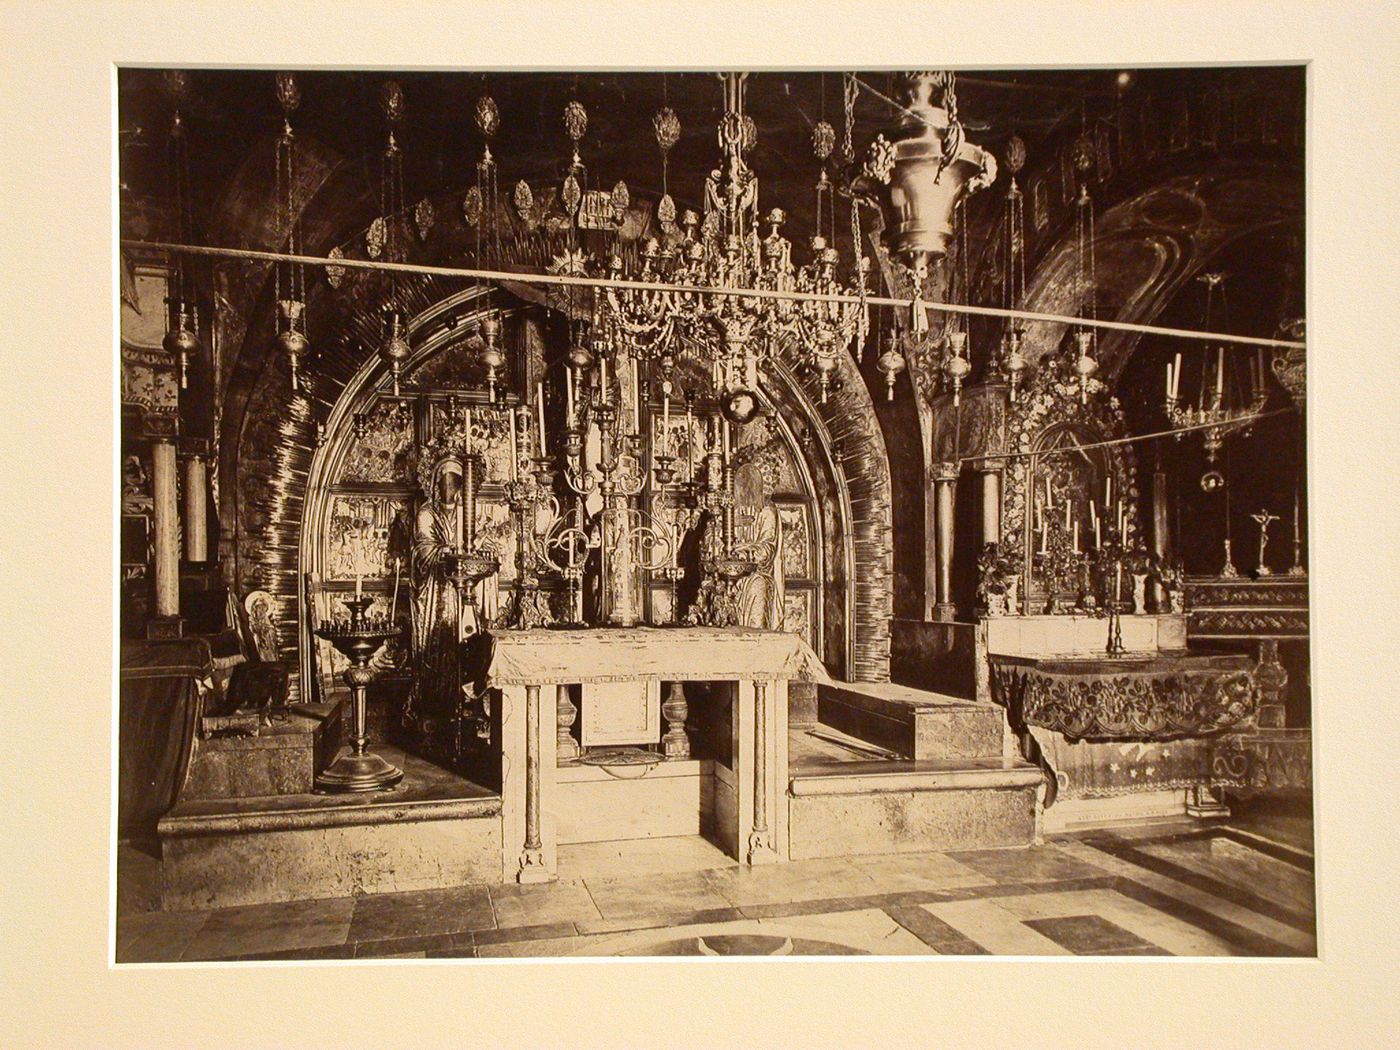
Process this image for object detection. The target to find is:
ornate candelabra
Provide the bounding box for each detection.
[444,401,500,634]
[314,594,404,793]
[499,404,559,629]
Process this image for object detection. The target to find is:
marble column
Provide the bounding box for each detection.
[746,679,773,863]
[149,439,182,636]
[979,461,1002,547]
[183,453,207,564]
[1151,468,1170,612]
[932,462,960,622]
[518,683,549,882]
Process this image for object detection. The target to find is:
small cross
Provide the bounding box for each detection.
[1251,508,1280,576]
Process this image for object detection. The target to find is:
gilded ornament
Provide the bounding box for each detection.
[462,186,483,226]
[512,180,535,222]
[563,99,588,142]
[657,194,677,225]
[862,135,896,184]
[610,180,630,219]
[414,198,436,240]
[653,106,681,152]
[1005,132,1027,175]
[325,246,346,288]
[474,95,500,138]
[562,174,582,215]
[740,114,758,151]
[366,217,386,258]
[380,80,405,123]
[812,121,836,161]
[275,72,300,114]
[1071,132,1095,174]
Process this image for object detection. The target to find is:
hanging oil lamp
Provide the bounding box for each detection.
[164,298,201,390]
[944,329,971,406]
[276,299,310,392]
[876,329,907,401]
[379,308,411,396]
[477,313,505,402]
[1073,329,1098,404]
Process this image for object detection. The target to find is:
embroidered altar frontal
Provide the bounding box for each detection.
[989,651,1256,741]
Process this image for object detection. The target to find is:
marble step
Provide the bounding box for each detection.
[788,757,1043,858]
[817,680,1005,761]
[158,747,502,910]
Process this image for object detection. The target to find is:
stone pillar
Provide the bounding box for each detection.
[183,453,207,564]
[148,439,182,637]
[518,683,548,882]
[746,679,772,863]
[979,461,1002,547]
[661,681,690,759]
[932,462,960,622]
[1151,468,1171,612]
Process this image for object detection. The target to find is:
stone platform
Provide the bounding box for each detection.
[786,724,1042,859]
[817,680,1005,761]
[158,746,501,910]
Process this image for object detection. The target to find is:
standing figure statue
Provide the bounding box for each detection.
[734,443,785,631]
[408,451,466,735]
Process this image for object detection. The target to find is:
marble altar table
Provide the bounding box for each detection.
[485,627,828,883]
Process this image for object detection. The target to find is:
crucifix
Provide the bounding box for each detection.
[1251,508,1280,577]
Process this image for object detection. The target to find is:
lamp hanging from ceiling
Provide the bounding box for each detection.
[272,72,311,393]
[1070,130,1099,404]
[998,132,1029,401]
[160,70,201,391]
[376,81,411,397]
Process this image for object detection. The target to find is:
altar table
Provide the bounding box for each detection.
[486,627,827,883]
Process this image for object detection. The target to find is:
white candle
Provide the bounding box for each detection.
[631,360,641,435]
[1064,499,1071,530]
[1216,347,1224,398]
[566,366,576,423]
[1105,475,1113,506]
[465,408,473,454]
[1165,361,1173,400]
[1045,476,1052,506]
[1073,520,1079,551]
[599,354,608,397]
[508,414,519,480]
[663,391,671,441]
[537,381,547,453]
[686,406,696,473]
[355,573,362,599]
[456,497,464,553]
[722,418,731,461]
[1094,516,1101,548]
[1040,520,1048,555]
[1172,352,1182,399]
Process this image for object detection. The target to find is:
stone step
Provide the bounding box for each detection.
[182,703,341,802]
[788,757,1043,859]
[158,747,502,910]
[817,680,1005,761]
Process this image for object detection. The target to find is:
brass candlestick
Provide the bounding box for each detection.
[314,595,404,793]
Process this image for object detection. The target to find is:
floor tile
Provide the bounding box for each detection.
[920,899,1074,955]
[584,869,732,919]
[348,885,495,942]
[181,896,354,961]
[1059,840,1315,955]
[705,857,879,908]
[488,879,601,929]
[115,910,208,963]
[1023,914,1155,954]
[983,886,1231,957]
[849,851,992,892]
[885,905,989,954]
[945,845,1108,884]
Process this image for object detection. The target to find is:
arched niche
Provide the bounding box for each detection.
[282,287,893,700]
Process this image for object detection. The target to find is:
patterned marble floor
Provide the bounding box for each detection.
[116,802,1314,962]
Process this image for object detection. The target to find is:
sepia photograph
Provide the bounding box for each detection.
[115,63,1315,962]
[5,1,1398,1045]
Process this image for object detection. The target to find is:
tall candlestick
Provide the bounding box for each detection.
[536,381,547,453]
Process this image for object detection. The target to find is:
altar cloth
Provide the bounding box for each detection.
[989,650,1255,741]
[485,627,829,687]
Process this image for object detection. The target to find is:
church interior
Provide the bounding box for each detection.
[116,65,1313,962]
